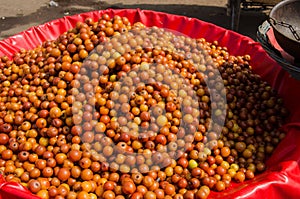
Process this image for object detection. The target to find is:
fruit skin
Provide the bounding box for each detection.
[0,133,9,145]
[188,159,198,169]
[121,181,136,194]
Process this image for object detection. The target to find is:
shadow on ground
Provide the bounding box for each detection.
[0,0,268,40]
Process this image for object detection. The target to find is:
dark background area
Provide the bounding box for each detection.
[0,0,273,41]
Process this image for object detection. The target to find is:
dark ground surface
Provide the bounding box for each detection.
[0,0,274,41]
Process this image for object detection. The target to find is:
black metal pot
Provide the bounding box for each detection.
[269,0,300,59]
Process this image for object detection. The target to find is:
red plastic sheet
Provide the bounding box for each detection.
[1,8,300,199]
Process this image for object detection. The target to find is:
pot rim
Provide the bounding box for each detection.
[269,0,300,44]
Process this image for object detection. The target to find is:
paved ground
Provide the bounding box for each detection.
[0,0,275,41]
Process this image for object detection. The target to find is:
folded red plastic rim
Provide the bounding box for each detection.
[1,8,300,199]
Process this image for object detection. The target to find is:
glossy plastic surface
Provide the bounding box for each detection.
[0,8,300,199]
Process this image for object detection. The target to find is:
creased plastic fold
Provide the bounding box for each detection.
[0,8,300,199]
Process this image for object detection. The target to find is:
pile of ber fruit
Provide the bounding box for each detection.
[0,14,289,199]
